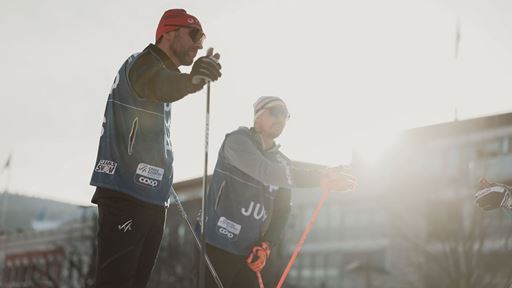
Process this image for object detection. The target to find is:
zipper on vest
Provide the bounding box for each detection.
[128,118,138,155]
[214,180,226,210]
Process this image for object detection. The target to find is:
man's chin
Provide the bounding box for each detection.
[178,55,194,66]
[182,58,194,66]
[270,130,283,139]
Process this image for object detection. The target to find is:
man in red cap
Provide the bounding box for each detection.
[89,8,222,288]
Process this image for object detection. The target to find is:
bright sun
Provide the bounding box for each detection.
[352,127,399,166]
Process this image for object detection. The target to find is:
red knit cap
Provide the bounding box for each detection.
[155,9,203,43]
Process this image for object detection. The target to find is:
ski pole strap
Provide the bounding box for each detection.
[256,271,264,288]
[247,242,269,288]
[247,254,265,288]
[247,242,270,272]
[276,185,331,288]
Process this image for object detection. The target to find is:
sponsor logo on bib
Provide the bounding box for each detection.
[216,217,241,241]
[134,163,164,189]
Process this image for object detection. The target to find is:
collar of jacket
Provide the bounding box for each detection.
[144,44,179,70]
[249,127,281,152]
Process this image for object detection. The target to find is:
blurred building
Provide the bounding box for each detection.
[2,113,512,288]
[0,209,96,288]
[151,112,512,288]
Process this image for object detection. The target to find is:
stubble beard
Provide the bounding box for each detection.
[169,40,195,66]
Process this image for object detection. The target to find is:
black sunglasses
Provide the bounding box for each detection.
[266,106,290,120]
[188,27,205,43]
[165,25,205,43]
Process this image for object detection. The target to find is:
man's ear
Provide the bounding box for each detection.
[162,30,176,43]
[253,117,262,132]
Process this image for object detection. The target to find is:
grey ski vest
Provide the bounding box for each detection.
[205,127,292,255]
[90,52,174,206]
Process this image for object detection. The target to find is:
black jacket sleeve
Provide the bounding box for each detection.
[262,188,292,247]
[224,134,326,189]
[289,161,326,188]
[128,48,202,102]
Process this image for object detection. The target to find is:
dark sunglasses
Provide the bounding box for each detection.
[187,27,205,43]
[165,25,205,43]
[266,106,290,120]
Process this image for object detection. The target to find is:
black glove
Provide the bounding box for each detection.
[190,54,222,86]
[475,179,512,211]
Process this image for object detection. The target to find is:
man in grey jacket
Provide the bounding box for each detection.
[201,96,356,288]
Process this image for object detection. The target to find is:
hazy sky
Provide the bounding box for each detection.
[0,0,511,205]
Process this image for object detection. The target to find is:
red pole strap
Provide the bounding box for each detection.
[257,271,264,288]
[276,185,332,288]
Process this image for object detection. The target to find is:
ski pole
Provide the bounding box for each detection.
[199,47,216,288]
[169,188,224,288]
[276,185,332,288]
[256,271,264,288]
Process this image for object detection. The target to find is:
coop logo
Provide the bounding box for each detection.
[134,163,164,189]
[216,217,241,241]
[218,228,234,239]
[138,176,158,187]
[95,160,117,175]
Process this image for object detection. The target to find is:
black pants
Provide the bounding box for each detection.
[197,244,258,288]
[94,197,166,288]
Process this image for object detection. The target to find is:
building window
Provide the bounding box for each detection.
[477,139,504,159]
